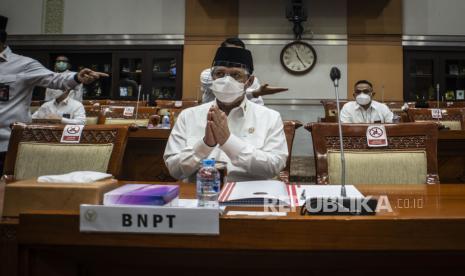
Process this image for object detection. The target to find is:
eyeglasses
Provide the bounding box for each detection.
[354,89,373,95]
[211,66,249,82]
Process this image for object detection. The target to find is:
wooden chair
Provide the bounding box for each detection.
[320,99,349,122]
[107,100,148,107]
[2,123,130,182]
[305,122,439,185]
[279,120,303,183]
[84,106,103,125]
[82,99,111,106]
[100,106,159,127]
[156,99,199,126]
[407,108,465,130]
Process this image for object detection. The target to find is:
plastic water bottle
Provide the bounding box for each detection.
[196,159,220,207]
[162,113,170,129]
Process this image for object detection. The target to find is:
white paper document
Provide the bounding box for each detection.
[219,180,290,206]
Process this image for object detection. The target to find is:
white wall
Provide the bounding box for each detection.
[239,0,347,34]
[63,0,184,34]
[403,0,465,35]
[0,0,43,34]
[0,0,185,35]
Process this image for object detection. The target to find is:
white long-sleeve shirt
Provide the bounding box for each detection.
[32,96,86,125]
[200,68,265,105]
[164,98,288,182]
[0,46,79,151]
[340,100,394,123]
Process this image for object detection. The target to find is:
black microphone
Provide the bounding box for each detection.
[330,67,341,87]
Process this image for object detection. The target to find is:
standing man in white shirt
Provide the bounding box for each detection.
[0,15,108,173]
[45,55,84,102]
[200,37,288,105]
[340,80,394,123]
[165,46,288,182]
[33,89,86,125]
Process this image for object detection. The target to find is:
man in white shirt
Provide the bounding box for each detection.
[165,46,288,182]
[45,55,83,102]
[32,89,86,125]
[340,80,394,123]
[200,38,288,105]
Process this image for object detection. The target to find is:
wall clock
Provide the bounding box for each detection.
[280,40,317,75]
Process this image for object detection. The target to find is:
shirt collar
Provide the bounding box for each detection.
[0,46,11,62]
[54,96,70,106]
[215,96,248,117]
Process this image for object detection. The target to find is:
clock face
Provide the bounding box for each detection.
[280,41,317,75]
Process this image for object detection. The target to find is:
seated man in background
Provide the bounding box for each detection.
[32,89,86,125]
[340,80,394,123]
[200,37,288,105]
[165,46,288,182]
[45,55,83,102]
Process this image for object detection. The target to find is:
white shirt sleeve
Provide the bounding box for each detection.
[23,59,79,91]
[219,114,288,179]
[61,103,86,125]
[382,105,394,123]
[164,110,216,179]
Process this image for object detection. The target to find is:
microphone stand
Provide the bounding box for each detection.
[135,85,141,123]
[333,79,346,197]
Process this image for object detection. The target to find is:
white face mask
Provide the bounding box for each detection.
[211,76,245,103]
[356,93,371,106]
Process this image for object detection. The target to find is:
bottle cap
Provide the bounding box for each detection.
[202,159,215,167]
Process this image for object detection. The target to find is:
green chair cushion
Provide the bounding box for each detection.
[328,150,427,185]
[15,142,114,180]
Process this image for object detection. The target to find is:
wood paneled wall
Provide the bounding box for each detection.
[183,0,239,100]
[347,0,403,101]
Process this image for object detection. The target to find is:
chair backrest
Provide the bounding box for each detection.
[107,100,148,107]
[427,101,465,108]
[155,99,198,109]
[280,120,303,182]
[3,124,130,181]
[320,99,349,122]
[305,122,439,185]
[407,108,465,130]
[82,99,111,106]
[100,106,159,127]
[84,106,102,125]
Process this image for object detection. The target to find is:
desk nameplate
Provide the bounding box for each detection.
[80,204,219,235]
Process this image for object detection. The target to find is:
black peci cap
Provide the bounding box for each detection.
[0,15,8,43]
[0,15,7,30]
[212,46,254,74]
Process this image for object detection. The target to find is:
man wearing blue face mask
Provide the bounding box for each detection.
[340,80,394,123]
[164,46,288,182]
[45,56,83,102]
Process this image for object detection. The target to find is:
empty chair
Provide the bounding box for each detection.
[407,108,465,130]
[306,122,439,185]
[3,123,130,182]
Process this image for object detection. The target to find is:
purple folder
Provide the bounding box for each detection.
[104,184,179,206]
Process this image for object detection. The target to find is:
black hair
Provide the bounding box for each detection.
[354,80,373,89]
[221,37,245,49]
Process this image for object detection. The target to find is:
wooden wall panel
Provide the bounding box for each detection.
[347,0,402,35]
[183,0,239,100]
[348,38,403,101]
[347,0,403,101]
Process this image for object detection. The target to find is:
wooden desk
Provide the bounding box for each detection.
[3,183,465,275]
[438,130,465,183]
[121,128,174,182]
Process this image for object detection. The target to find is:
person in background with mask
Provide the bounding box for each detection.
[0,15,107,173]
[32,88,86,125]
[340,80,394,123]
[200,37,288,105]
[44,55,83,102]
[164,46,288,182]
